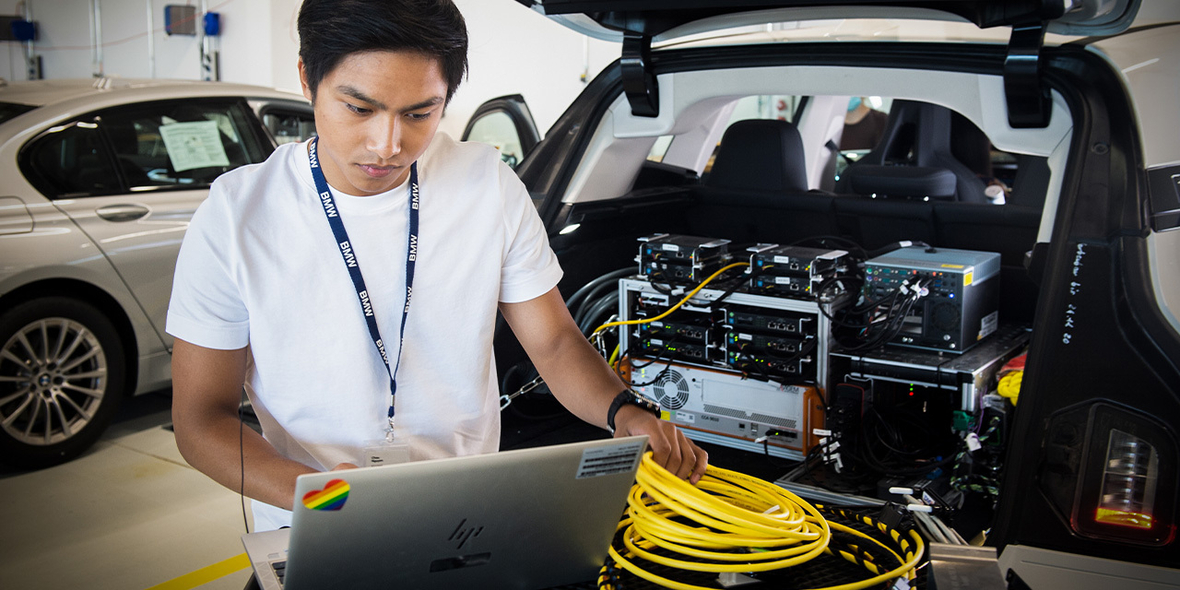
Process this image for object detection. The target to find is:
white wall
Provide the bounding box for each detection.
[0,0,619,139]
[442,0,618,137]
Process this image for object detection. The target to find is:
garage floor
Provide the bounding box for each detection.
[0,392,254,590]
[0,392,789,590]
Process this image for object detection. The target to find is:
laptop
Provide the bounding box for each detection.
[242,436,647,590]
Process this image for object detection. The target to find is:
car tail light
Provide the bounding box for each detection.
[1094,429,1158,530]
[1041,402,1177,546]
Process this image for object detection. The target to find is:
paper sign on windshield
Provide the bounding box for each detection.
[159,120,230,172]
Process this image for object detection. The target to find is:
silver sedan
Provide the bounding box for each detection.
[0,78,314,469]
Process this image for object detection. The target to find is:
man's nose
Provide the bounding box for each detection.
[369,116,401,160]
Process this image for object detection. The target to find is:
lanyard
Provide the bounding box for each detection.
[308,137,419,432]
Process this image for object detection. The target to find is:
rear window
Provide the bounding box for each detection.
[0,101,37,125]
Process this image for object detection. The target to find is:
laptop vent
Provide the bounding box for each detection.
[653,370,690,410]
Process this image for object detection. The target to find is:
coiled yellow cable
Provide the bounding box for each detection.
[605,453,925,590]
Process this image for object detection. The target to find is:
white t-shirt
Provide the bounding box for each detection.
[166,133,562,530]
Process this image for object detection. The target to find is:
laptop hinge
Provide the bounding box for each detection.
[621,30,659,118]
[1004,20,1051,129]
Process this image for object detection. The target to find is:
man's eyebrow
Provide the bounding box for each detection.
[402,97,444,112]
[335,86,442,113]
[337,85,387,111]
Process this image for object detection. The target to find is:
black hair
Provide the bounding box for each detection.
[297,0,468,103]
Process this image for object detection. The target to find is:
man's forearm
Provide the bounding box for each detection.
[527,326,628,430]
[171,339,317,512]
[174,411,315,512]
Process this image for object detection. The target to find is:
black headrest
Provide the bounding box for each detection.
[706,119,808,192]
[840,165,957,200]
[854,100,990,203]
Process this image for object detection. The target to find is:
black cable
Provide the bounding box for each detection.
[239,386,248,534]
[866,240,931,259]
[704,265,764,310]
[813,273,863,304]
[787,234,869,261]
[578,293,619,334]
[649,280,676,296]
[565,267,632,312]
[573,277,627,325]
[836,278,930,354]
[623,336,680,388]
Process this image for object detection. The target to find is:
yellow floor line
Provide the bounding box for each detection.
[144,552,251,590]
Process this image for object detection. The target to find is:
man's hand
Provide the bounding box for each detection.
[614,404,708,484]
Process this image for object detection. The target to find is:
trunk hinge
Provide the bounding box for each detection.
[621,30,659,118]
[1004,21,1052,129]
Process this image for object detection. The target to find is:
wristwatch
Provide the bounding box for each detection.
[606,389,661,434]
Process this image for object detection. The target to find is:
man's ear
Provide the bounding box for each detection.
[297,57,314,104]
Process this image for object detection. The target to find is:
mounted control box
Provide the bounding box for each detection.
[864,246,1000,353]
[637,234,730,286]
[748,244,849,300]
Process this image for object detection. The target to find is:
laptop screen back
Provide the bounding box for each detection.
[283,436,647,590]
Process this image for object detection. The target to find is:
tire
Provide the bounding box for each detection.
[0,297,127,469]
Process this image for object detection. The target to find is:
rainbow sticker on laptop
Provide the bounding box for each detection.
[302,478,350,511]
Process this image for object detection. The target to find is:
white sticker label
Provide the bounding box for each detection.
[675,411,696,424]
[979,310,999,339]
[576,441,645,479]
[773,255,792,264]
[662,243,679,251]
[159,120,230,172]
[738,333,753,341]
[775,276,792,284]
[813,428,832,437]
[922,491,936,505]
[651,321,664,327]
[650,338,664,346]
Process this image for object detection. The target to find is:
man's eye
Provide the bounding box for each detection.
[346,103,371,115]
[407,112,431,121]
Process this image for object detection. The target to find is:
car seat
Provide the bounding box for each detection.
[838,100,989,203]
[705,119,809,192]
[691,118,841,243]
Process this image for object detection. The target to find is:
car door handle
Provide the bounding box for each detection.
[96,204,150,222]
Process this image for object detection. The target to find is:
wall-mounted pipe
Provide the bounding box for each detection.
[90,0,103,77]
[18,0,37,79]
[146,0,155,78]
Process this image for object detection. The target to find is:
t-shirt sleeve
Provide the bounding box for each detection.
[165,182,250,349]
[497,160,563,303]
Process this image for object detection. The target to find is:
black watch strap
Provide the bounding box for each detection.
[606,389,660,433]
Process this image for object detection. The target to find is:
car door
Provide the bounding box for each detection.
[461,94,540,170]
[18,97,273,346]
[254,99,317,145]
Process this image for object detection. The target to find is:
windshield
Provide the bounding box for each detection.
[0,101,37,125]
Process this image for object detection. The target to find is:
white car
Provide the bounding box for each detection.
[0,78,313,469]
[468,0,1180,585]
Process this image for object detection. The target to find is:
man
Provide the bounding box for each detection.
[167,0,706,532]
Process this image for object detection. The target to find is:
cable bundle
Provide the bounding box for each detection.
[603,453,925,590]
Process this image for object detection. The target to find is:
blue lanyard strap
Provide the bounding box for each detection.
[308,138,418,429]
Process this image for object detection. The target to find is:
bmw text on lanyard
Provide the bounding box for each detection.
[308,137,418,433]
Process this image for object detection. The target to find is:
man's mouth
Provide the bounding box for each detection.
[357,163,398,178]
